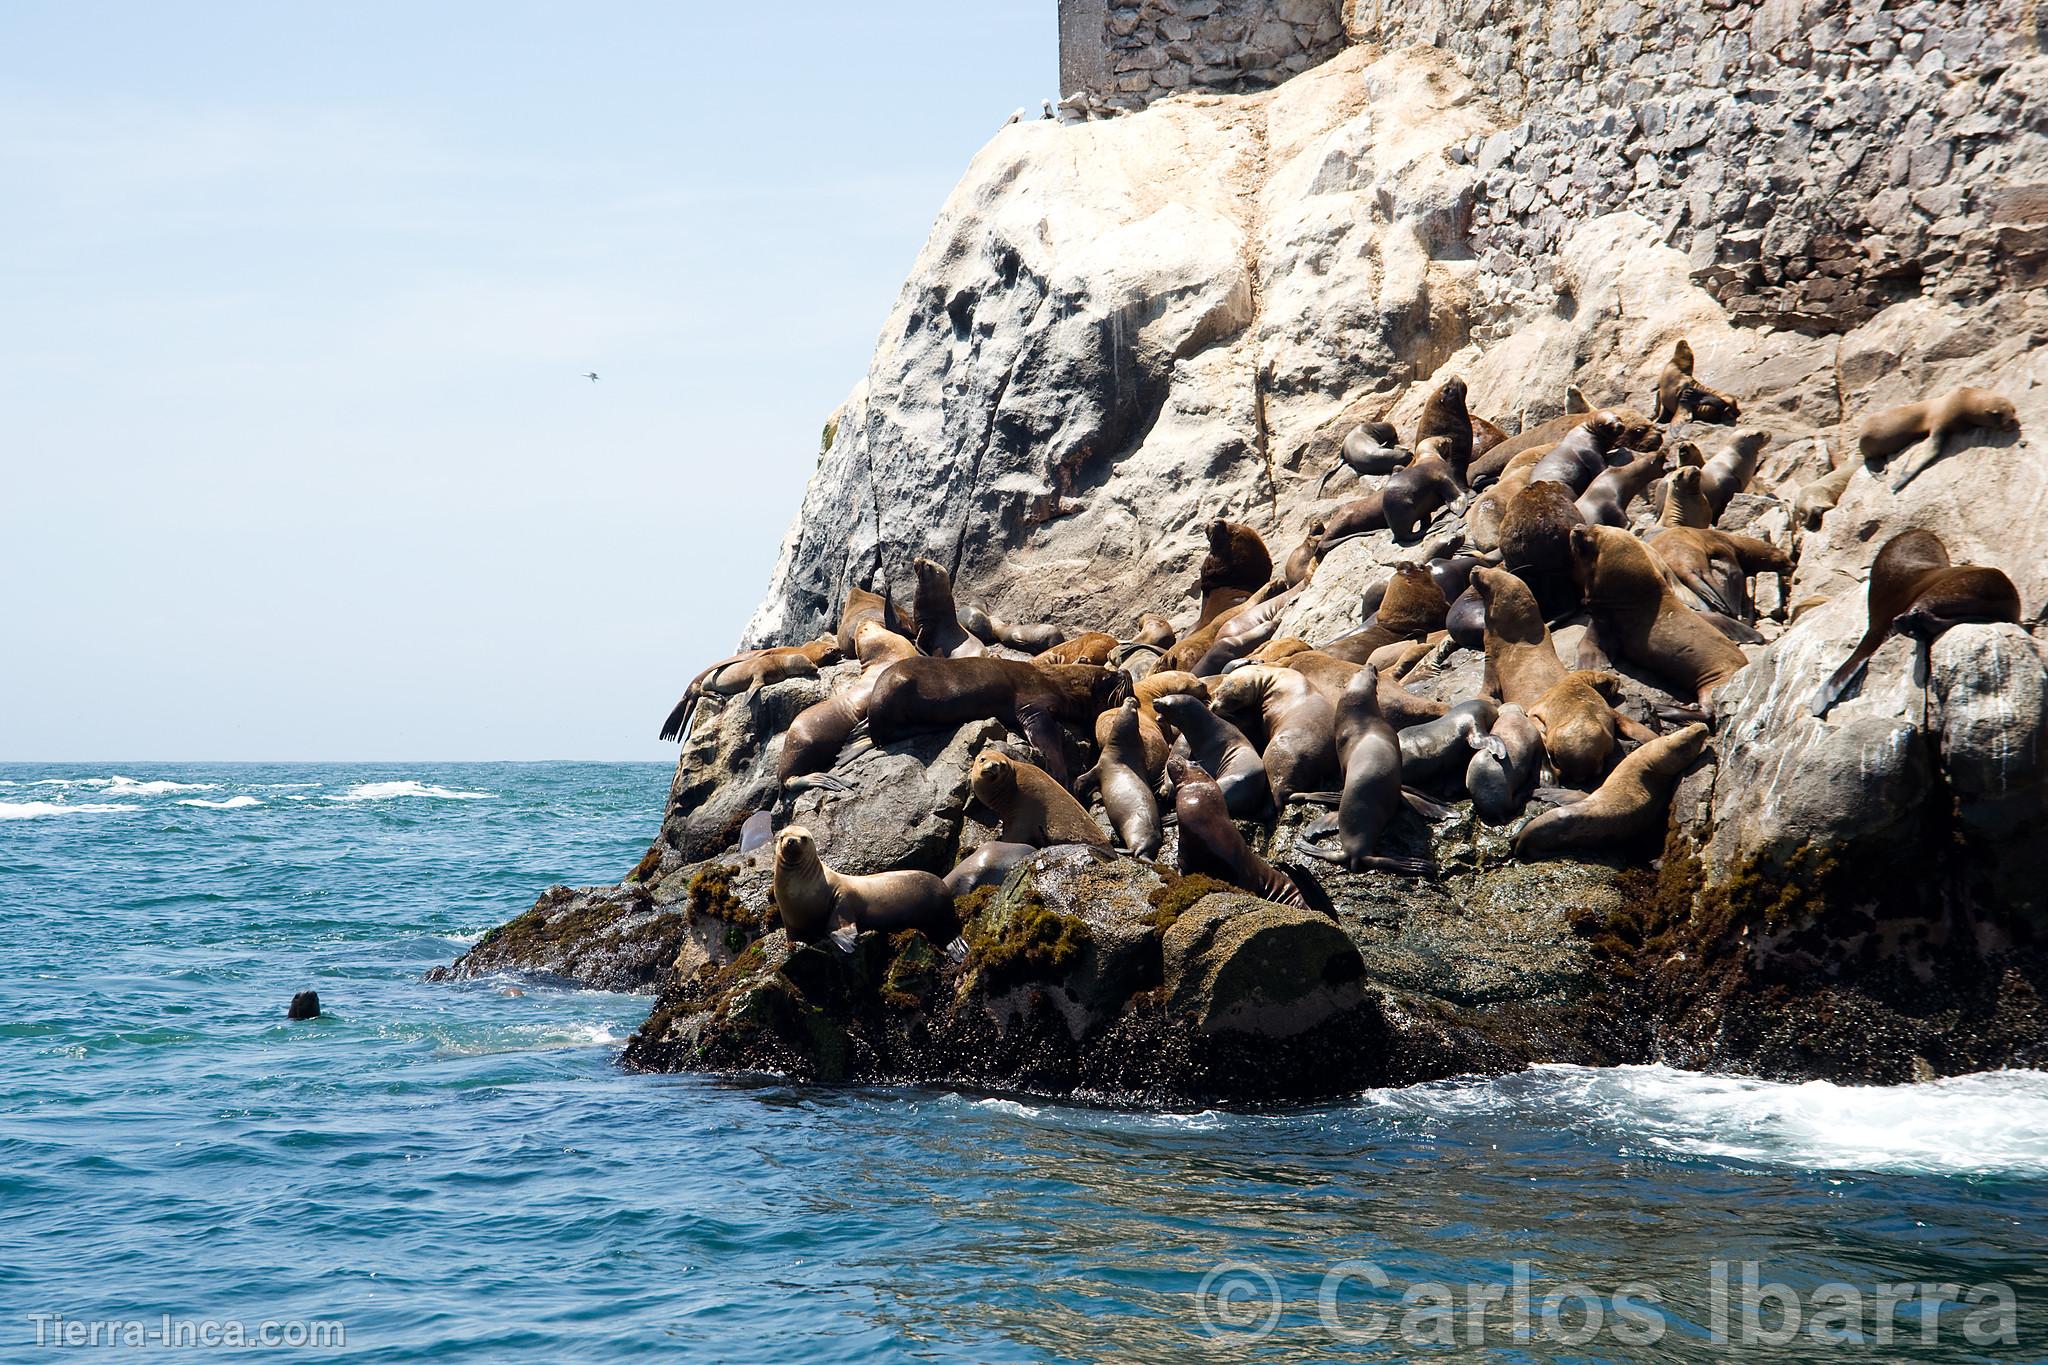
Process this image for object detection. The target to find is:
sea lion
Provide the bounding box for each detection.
[1168,754,1305,907]
[1468,404,1662,489]
[1653,339,1740,425]
[1576,446,1669,528]
[942,841,1039,897]
[1569,525,1752,710]
[1074,699,1163,856]
[911,558,987,658]
[1656,465,1716,529]
[837,583,906,657]
[1472,566,1568,705]
[1515,724,1710,859]
[1527,669,1634,788]
[867,658,1127,788]
[1647,526,1794,620]
[1188,584,1306,676]
[658,634,842,742]
[1151,692,1271,817]
[1696,430,1771,520]
[1129,669,1205,778]
[1319,420,1410,494]
[1196,519,1274,608]
[960,604,1063,655]
[1498,480,1587,617]
[772,826,955,942]
[1808,529,2025,717]
[1038,631,1119,666]
[1471,413,1512,458]
[1859,388,2021,490]
[1296,666,1436,875]
[1397,697,1499,788]
[1278,648,1448,729]
[1415,376,1475,478]
[1208,666,1339,809]
[1445,583,1486,650]
[1380,439,1468,542]
[1526,413,1629,494]
[1315,491,1387,551]
[969,749,1111,847]
[738,809,776,852]
[1132,614,1178,651]
[1466,702,1544,824]
[776,623,921,786]
[1283,516,1327,587]
[1320,564,1449,664]
[1794,459,1854,531]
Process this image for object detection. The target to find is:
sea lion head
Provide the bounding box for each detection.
[1361,419,1399,447]
[1586,411,1626,455]
[1206,519,1232,551]
[1207,668,1274,719]
[1978,392,2021,432]
[969,750,1018,803]
[1339,662,1382,718]
[1567,525,1604,585]
[775,825,818,870]
[1669,466,1704,499]
[1672,439,1704,467]
[1732,429,1772,458]
[1306,515,1327,539]
[1436,375,1468,406]
[1152,692,1208,734]
[1611,407,1662,452]
[807,633,845,663]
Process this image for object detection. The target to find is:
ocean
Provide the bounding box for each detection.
[5,762,2046,1362]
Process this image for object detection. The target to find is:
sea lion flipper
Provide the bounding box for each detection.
[1530,786,1588,806]
[1400,788,1456,820]
[1292,790,1344,807]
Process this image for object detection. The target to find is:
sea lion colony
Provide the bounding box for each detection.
[664,357,2026,945]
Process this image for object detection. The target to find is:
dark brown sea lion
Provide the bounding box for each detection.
[1696,430,1770,520]
[1468,404,1662,489]
[1471,413,1511,458]
[969,750,1110,847]
[1315,491,1387,551]
[1295,666,1436,875]
[1809,529,2025,717]
[772,825,955,942]
[960,604,1063,655]
[1515,724,1709,860]
[1038,631,1119,666]
[1499,480,1587,617]
[1196,519,1273,610]
[1380,440,1468,543]
[1576,446,1669,527]
[1208,666,1339,809]
[1188,584,1307,676]
[1169,754,1305,907]
[777,622,920,785]
[867,658,1126,788]
[1526,412,1629,494]
[942,841,1039,897]
[912,558,987,658]
[1653,339,1740,425]
[1569,526,1751,710]
[658,634,842,742]
[1151,692,1270,817]
[1319,420,1409,494]
[1397,697,1499,789]
[1283,517,1327,587]
[1445,583,1486,650]
[1416,375,1474,478]
[1074,699,1163,856]
[1648,526,1793,620]
[1860,388,2022,491]
[1159,583,1278,675]
[1466,702,1544,824]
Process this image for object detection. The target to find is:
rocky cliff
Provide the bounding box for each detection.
[439,4,2048,1103]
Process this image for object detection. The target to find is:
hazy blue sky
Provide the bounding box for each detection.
[3,1,1050,760]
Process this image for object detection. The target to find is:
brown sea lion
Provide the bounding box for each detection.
[1074,699,1163,856]
[1499,480,1587,617]
[1468,404,1662,489]
[1647,526,1794,620]
[1416,375,1474,478]
[1576,446,1669,528]
[1130,669,1205,778]
[1515,724,1710,859]
[1471,412,1511,458]
[960,604,1063,655]
[1208,666,1339,809]
[1657,465,1716,529]
[1794,460,1855,531]
[1188,584,1307,676]
[912,558,987,658]
[658,634,842,742]
[1528,670,1635,789]
[836,583,902,657]
[1278,649,1447,729]
[1319,419,1409,494]
[868,658,1126,788]
[1038,631,1119,666]
[1169,754,1305,907]
[1467,702,1544,824]
[1320,564,1449,664]
[1152,692,1271,817]
[1472,565,1569,706]
[1860,388,2022,491]
[772,826,955,942]
[777,622,920,785]
[1696,430,1771,519]
[1653,339,1740,424]
[1132,614,1178,650]
[970,749,1110,847]
[1159,582,1278,675]
[1569,526,1751,710]
[1315,491,1387,551]
[1196,519,1274,606]
[1809,529,2024,717]
[1526,412,1629,494]
[1283,516,1327,587]
[942,841,1039,897]
[1296,666,1436,875]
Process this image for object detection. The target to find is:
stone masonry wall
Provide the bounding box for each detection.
[1059,0,1348,109]
[1340,0,2048,334]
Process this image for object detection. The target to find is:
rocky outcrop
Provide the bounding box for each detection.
[1060,0,1350,111]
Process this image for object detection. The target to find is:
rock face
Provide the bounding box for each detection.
[442,9,2048,1103]
[1059,0,1349,111]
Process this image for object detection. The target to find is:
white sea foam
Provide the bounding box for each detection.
[107,776,219,794]
[333,780,494,803]
[177,795,263,809]
[0,801,143,820]
[1367,1064,2048,1178]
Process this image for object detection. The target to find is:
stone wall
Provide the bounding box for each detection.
[1058,0,1348,109]
[1340,0,2048,333]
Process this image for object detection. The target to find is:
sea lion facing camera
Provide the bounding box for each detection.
[1295,666,1437,875]
[1169,755,1305,908]
[969,749,1111,847]
[772,826,955,942]
[1074,699,1164,856]
[1416,376,1475,478]
[1152,692,1271,817]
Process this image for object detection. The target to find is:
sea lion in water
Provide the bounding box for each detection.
[1415,376,1475,479]
[1859,388,2021,491]
[1319,420,1409,494]
[1576,446,1669,528]
[912,558,987,658]
[772,826,956,942]
[1695,430,1770,520]
[970,749,1111,847]
[1151,692,1271,817]
[1653,339,1740,425]
[1196,519,1273,612]
[1808,529,2024,717]
[1499,481,1587,617]
[1569,526,1751,711]
[960,604,1063,655]
[1296,666,1437,875]
[868,658,1126,789]
[1515,724,1710,860]
[658,634,842,742]
[1208,666,1339,809]
[1467,702,1544,824]
[1468,404,1662,489]
[1647,526,1793,620]
[1397,697,1499,789]
[1168,755,1305,907]
[942,841,1039,897]
[1074,699,1164,856]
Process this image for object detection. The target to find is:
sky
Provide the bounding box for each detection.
[2,1,1051,761]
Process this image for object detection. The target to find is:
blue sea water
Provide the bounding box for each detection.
[5,762,2048,1363]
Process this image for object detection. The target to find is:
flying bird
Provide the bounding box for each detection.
[582,372,600,382]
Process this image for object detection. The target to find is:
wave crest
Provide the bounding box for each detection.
[334,781,495,803]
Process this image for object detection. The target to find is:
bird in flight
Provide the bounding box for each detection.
[582,371,600,382]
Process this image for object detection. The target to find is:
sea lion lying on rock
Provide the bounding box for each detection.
[969,749,1111,847]
[659,634,842,743]
[1295,666,1439,875]
[1858,388,2021,491]
[1514,724,1709,860]
[961,604,1063,655]
[1569,525,1751,713]
[1653,339,1740,425]
[773,826,955,942]
[912,558,986,658]
[1319,420,1408,494]
[868,658,1126,789]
